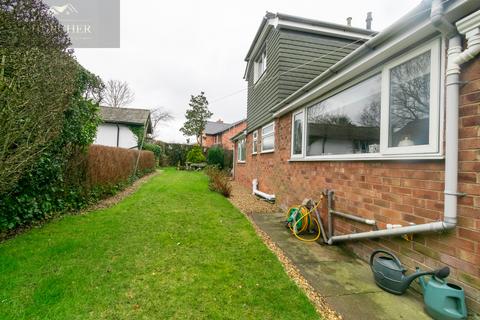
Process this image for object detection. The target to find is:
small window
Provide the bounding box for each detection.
[252,131,258,154]
[292,111,304,156]
[261,122,275,152]
[254,47,267,83]
[237,138,246,162]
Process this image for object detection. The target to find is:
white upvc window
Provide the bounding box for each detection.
[380,40,441,155]
[252,131,258,154]
[253,47,267,83]
[290,38,442,161]
[261,122,275,153]
[291,110,305,158]
[237,138,246,163]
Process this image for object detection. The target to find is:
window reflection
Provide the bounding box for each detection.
[293,112,303,155]
[307,74,381,156]
[389,51,430,147]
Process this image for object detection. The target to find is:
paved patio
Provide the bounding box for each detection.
[251,212,431,320]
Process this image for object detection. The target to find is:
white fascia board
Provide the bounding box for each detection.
[273,20,436,118]
[244,19,276,79]
[275,20,373,41]
[456,9,480,36]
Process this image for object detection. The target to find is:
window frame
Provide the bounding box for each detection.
[261,122,275,153]
[252,130,258,155]
[380,39,441,155]
[253,46,267,84]
[289,38,443,161]
[291,110,305,158]
[237,138,246,163]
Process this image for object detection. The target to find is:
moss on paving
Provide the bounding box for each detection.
[0,168,319,319]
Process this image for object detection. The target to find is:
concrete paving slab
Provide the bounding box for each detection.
[251,212,431,320]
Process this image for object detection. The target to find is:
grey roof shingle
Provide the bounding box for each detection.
[100,106,152,133]
[205,121,242,135]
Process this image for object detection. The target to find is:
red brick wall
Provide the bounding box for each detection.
[234,57,480,313]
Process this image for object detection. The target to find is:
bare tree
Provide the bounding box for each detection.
[103,80,135,108]
[150,107,173,138]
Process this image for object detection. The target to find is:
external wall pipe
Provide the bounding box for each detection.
[330,210,377,226]
[252,179,276,202]
[328,0,478,245]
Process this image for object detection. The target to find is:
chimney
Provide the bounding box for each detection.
[366,12,373,30]
[216,118,223,123]
[346,17,352,26]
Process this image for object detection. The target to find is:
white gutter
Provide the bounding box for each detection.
[252,179,276,202]
[329,1,479,244]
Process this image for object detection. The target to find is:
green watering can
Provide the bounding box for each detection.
[418,267,468,320]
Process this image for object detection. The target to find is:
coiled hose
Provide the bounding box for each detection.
[285,200,322,242]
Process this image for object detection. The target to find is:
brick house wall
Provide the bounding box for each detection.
[233,57,480,313]
[205,121,247,150]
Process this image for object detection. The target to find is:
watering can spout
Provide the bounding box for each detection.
[416,267,427,290]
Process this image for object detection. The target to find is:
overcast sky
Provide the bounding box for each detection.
[75,0,420,143]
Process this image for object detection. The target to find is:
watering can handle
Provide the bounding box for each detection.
[370,249,404,271]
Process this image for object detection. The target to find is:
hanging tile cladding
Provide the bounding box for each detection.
[246,28,363,132]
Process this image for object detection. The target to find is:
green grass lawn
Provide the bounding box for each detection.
[0,169,319,319]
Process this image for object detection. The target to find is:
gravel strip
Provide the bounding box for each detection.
[228,183,341,319]
[244,213,342,320]
[85,170,160,211]
[228,180,279,214]
[1,171,159,242]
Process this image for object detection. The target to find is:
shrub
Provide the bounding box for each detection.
[164,143,193,166]
[207,147,225,169]
[86,145,155,187]
[143,143,163,166]
[186,146,206,164]
[205,166,232,197]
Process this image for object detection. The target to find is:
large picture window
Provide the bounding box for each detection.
[306,74,381,156]
[254,47,267,83]
[291,39,441,160]
[261,122,275,152]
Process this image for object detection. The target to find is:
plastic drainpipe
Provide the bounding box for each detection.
[328,0,474,244]
[252,179,276,202]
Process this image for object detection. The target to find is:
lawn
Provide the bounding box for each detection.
[0,169,319,319]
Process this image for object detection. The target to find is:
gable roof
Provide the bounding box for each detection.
[205,119,246,135]
[244,12,375,80]
[100,106,153,133]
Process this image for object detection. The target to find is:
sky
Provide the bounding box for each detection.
[75,0,421,143]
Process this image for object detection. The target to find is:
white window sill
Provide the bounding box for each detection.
[252,152,258,156]
[237,161,246,164]
[289,153,445,162]
[260,150,275,154]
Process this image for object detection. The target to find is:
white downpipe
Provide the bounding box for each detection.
[329,1,479,244]
[252,179,276,202]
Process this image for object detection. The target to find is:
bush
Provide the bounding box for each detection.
[205,166,232,197]
[186,146,206,164]
[143,143,162,166]
[207,147,225,169]
[86,145,155,187]
[164,143,193,166]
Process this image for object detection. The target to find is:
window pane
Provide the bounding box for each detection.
[307,74,381,156]
[263,123,274,135]
[262,134,274,151]
[293,112,303,155]
[389,51,430,147]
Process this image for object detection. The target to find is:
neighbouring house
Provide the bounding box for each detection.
[94,106,152,149]
[233,1,480,314]
[203,119,246,150]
